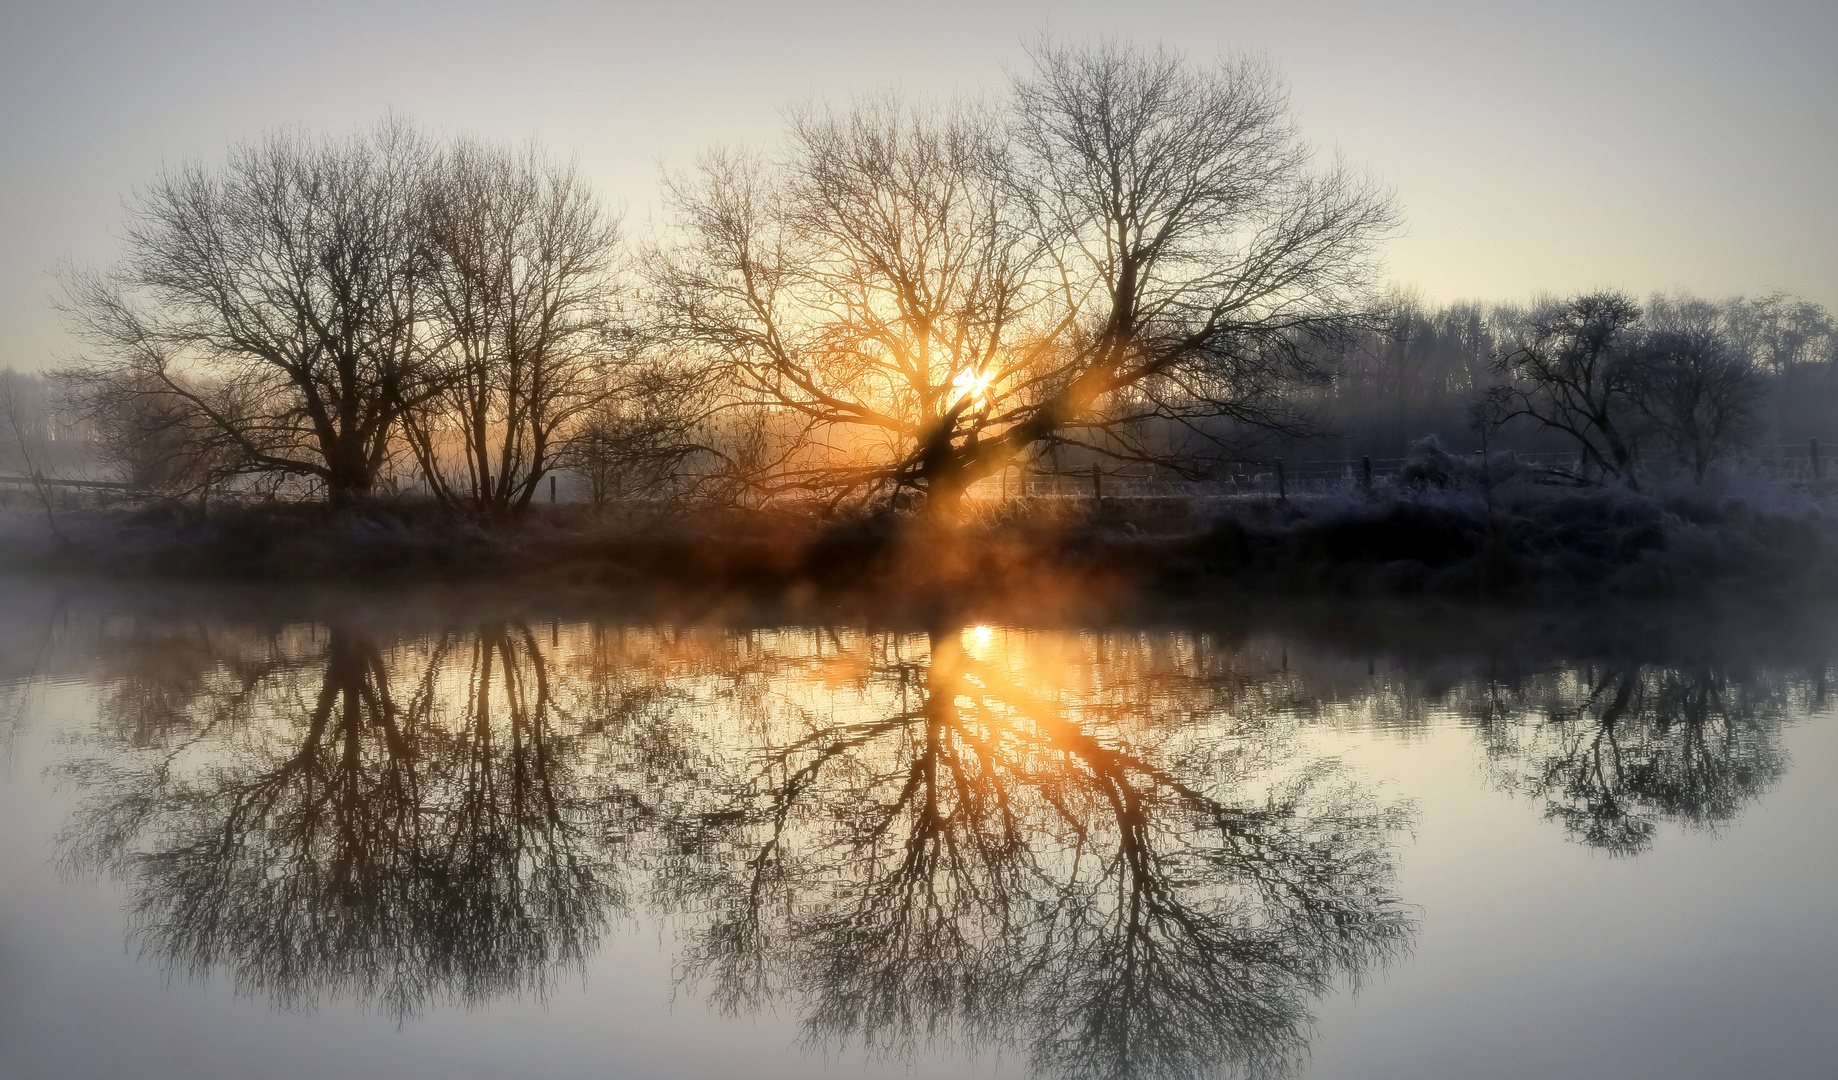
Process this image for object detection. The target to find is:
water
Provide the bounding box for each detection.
[1,583,1833,1079]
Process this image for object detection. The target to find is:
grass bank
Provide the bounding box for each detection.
[3,477,1835,605]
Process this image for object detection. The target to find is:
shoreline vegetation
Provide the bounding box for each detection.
[5,469,1834,609]
[6,39,1833,607]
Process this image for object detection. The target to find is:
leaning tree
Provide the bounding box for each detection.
[650,40,1399,520]
[648,95,1050,512]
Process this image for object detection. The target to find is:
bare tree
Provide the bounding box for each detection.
[1301,290,1830,464]
[1647,289,1834,446]
[653,43,1397,521]
[558,362,710,507]
[1722,291,1838,375]
[1472,664,1789,856]
[54,618,689,1019]
[1634,329,1761,482]
[1480,291,1647,483]
[985,39,1399,502]
[667,622,1413,1080]
[0,371,65,536]
[402,139,624,516]
[60,368,249,500]
[59,119,441,505]
[650,95,1047,514]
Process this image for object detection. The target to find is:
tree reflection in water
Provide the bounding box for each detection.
[58,619,697,1018]
[46,608,1816,1077]
[664,624,1415,1080]
[1465,665,1795,855]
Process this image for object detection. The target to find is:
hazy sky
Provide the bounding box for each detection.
[2,0,1833,371]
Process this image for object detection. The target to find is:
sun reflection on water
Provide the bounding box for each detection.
[49,606,1799,1077]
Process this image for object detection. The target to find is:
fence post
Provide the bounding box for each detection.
[1091,463,1103,501]
[1361,456,1372,488]
[550,474,557,502]
[1812,437,1822,481]
[1276,460,1287,501]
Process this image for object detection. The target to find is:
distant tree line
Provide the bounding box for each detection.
[1308,289,1835,483]
[35,37,1837,519]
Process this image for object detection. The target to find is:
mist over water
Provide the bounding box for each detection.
[0,583,1833,1079]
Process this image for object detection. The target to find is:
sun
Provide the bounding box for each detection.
[972,624,994,646]
[951,366,994,407]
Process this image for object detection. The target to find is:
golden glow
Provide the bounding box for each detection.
[951,366,993,407]
[61,612,1417,1048]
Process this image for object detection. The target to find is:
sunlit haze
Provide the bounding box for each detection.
[3,6,1837,1076]
[1,0,1833,372]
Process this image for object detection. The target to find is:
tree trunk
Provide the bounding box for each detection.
[922,470,969,525]
[324,440,377,507]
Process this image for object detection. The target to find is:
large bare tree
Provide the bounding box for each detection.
[59,119,441,505]
[652,43,1398,520]
[987,40,1399,495]
[649,96,1049,511]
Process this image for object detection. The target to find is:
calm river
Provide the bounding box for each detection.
[1,583,1833,1079]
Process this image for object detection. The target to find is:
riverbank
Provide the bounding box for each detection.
[2,478,1834,604]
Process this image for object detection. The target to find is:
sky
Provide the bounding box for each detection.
[2,0,1833,372]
